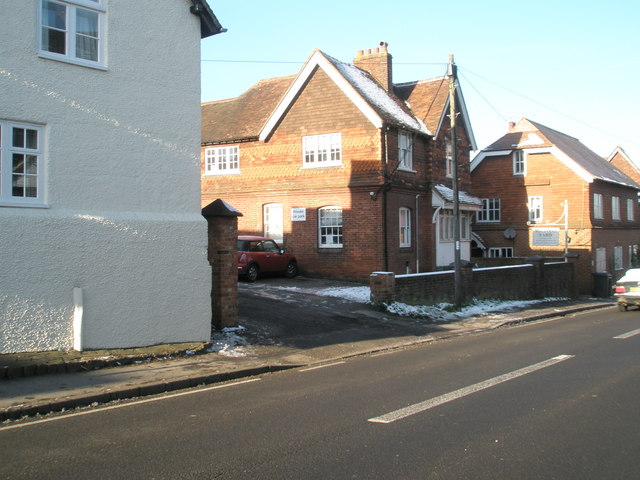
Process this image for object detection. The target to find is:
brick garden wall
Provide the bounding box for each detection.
[370,258,577,306]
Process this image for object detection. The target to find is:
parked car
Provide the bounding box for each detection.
[237,236,298,282]
[613,268,640,311]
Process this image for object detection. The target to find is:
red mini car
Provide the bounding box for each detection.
[237,236,298,282]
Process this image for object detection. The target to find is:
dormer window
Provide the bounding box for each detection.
[513,150,526,175]
[445,142,453,177]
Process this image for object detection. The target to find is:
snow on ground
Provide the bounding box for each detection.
[211,285,568,357]
[316,286,568,322]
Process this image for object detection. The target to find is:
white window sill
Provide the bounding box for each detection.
[398,167,416,173]
[0,201,50,209]
[38,52,108,71]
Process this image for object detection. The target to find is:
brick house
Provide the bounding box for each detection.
[201,43,480,281]
[470,118,640,294]
[607,146,640,186]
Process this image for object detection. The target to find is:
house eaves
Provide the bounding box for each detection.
[432,184,482,211]
[259,49,430,142]
[189,0,226,38]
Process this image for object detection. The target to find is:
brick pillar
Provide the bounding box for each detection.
[370,272,395,304]
[526,255,545,299]
[202,199,243,332]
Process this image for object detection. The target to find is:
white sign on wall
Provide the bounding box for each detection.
[532,228,559,246]
[291,208,306,221]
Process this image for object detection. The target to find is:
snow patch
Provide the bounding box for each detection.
[209,326,250,357]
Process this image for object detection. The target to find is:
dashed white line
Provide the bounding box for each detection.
[613,328,640,339]
[368,355,575,424]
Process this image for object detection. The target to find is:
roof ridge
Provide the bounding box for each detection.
[394,76,447,87]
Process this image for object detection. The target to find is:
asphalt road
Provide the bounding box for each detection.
[2,307,639,479]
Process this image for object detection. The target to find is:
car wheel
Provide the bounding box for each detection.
[245,264,259,283]
[285,261,298,278]
[618,303,628,312]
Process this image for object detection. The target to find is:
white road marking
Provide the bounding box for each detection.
[613,328,640,339]
[299,361,345,372]
[0,378,261,431]
[368,355,575,424]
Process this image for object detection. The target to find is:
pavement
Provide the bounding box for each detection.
[0,276,616,422]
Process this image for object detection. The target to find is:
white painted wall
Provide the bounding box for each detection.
[0,0,212,352]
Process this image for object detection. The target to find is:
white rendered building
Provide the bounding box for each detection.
[0,0,224,353]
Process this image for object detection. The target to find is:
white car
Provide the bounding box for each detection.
[613,268,640,311]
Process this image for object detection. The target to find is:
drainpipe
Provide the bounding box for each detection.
[415,194,425,273]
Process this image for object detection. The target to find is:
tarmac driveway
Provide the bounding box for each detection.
[237,276,439,350]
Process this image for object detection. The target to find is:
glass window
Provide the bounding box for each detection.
[477,198,500,222]
[614,246,623,270]
[398,131,413,171]
[399,207,411,247]
[513,150,525,175]
[319,207,343,248]
[40,0,105,67]
[204,145,239,175]
[595,247,606,273]
[263,203,283,243]
[627,198,634,221]
[612,196,620,220]
[593,193,603,219]
[528,196,543,223]
[0,121,45,206]
[488,247,513,258]
[445,142,453,177]
[302,133,341,167]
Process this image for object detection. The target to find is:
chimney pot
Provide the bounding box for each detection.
[508,121,515,131]
[357,49,364,56]
[366,48,372,55]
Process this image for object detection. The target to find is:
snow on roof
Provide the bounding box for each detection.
[433,184,482,206]
[324,52,430,135]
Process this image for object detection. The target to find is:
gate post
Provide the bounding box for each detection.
[202,199,242,332]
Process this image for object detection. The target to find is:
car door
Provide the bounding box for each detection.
[259,240,288,273]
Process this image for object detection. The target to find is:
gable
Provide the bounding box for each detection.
[259,49,429,142]
[395,77,476,150]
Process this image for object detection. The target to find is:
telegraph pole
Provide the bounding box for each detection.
[448,54,462,310]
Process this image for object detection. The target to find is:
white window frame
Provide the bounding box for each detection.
[528,196,543,223]
[445,142,453,178]
[318,206,343,248]
[488,247,513,258]
[399,207,411,247]
[612,196,621,220]
[627,198,634,221]
[477,198,500,223]
[263,203,283,243]
[204,145,240,175]
[398,131,413,171]
[439,210,470,242]
[593,193,603,219]
[302,133,342,168]
[0,120,46,207]
[614,246,623,270]
[513,150,526,176]
[39,0,106,69]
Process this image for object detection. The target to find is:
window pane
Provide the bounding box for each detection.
[12,153,24,174]
[24,176,38,198]
[26,129,38,149]
[76,9,98,60]
[26,155,38,174]
[12,128,24,148]
[43,1,66,29]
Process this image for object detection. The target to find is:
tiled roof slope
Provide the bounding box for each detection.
[394,77,449,134]
[483,118,640,189]
[201,75,295,143]
[201,49,464,144]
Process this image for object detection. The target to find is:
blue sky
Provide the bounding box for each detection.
[201,0,640,162]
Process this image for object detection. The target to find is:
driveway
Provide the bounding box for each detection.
[237,276,439,350]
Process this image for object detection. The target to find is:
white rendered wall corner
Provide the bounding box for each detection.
[0,0,211,353]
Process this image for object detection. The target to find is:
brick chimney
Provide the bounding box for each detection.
[354,41,392,91]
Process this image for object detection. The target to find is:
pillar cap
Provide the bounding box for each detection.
[202,199,243,218]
